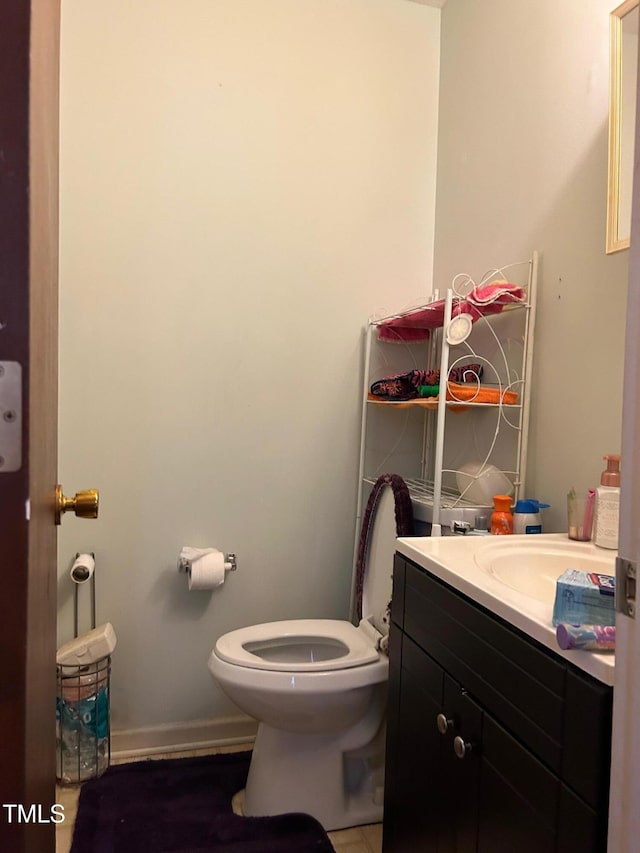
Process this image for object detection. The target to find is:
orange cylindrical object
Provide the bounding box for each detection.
[491,494,513,535]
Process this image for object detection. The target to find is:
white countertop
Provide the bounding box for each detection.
[396,533,616,686]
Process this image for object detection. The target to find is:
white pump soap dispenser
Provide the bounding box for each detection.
[593,454,621,550]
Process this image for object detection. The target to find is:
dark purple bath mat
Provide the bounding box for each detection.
[70,750,334,852]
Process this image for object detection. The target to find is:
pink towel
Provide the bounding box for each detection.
[377,282,526,343]
[467,281,526,307]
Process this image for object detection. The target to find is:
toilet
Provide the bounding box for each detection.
[207,477,413,831]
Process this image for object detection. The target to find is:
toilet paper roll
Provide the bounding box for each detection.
[188,550,226,591]
[70,553,95,584]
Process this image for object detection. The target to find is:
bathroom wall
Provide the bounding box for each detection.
[57,0,441,738]
[433,0,629,531]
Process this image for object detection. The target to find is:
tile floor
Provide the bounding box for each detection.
[55,744,383,853]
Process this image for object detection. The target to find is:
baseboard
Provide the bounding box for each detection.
[111,714,257,760]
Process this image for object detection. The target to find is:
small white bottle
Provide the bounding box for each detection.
[513,499,550,534]
[594,454,621,550]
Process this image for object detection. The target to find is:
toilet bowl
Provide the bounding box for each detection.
[207,477,413,831]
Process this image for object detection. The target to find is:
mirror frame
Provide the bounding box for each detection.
[607,0,638,254]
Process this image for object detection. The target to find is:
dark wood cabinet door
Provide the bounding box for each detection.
[476,713,558,853]
[383,634,445,853]
[437,676,482,853]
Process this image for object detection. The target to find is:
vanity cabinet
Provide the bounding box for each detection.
[383,554,613,853]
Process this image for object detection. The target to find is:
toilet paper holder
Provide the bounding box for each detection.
[177,552,237,574]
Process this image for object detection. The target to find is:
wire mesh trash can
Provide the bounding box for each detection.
[56,655,111,784]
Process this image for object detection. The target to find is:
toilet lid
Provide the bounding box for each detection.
[214,619,380,671]
[361,486,401,636]
[213,477,412,673]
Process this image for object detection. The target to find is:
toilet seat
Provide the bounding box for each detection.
[213,482,407,675]
[214,618,380,672]
[359,485,402,635]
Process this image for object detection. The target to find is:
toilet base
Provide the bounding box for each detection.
[243,719,385,831]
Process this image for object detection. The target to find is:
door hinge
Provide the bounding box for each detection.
[0,361,22,472]
[616,556,637,619]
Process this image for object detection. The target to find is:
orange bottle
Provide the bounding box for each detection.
[491,495,513,535]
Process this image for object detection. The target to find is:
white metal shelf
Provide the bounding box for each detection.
[354,251,538,543]
[367,399,524,410]
[363,475,492,525]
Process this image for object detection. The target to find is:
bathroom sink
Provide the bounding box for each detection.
[395,533,616,686]
[473,538,616,604]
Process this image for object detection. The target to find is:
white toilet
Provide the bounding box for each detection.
[207,486,402,831]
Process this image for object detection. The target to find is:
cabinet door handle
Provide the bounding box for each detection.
[453,736,473,759]
[436,713,454,735]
